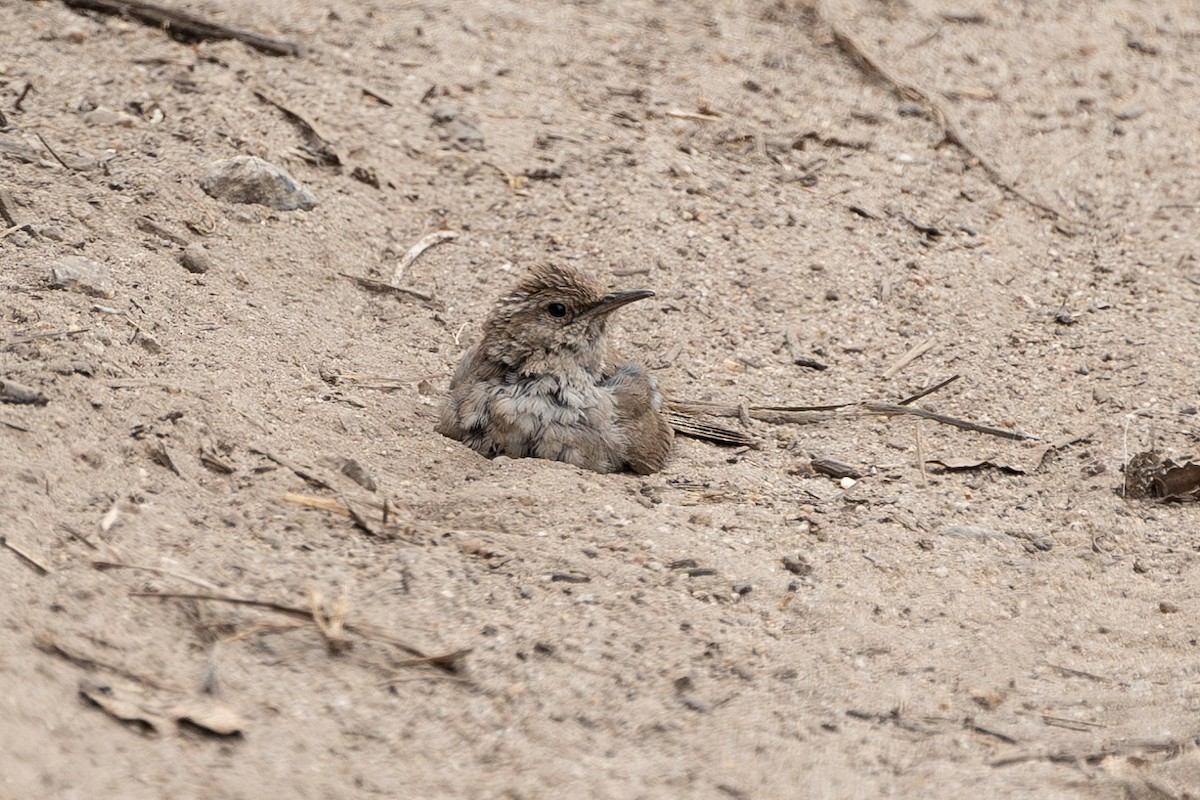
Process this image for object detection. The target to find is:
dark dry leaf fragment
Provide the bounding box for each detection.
[1125,451,1200,500]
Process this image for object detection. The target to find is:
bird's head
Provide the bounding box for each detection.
[480,263,655,374]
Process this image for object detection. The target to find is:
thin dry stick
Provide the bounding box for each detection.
[1121,413,1133,498]
[914,419,928,487]
[33,632,182,691]
[283,493,352,516]
[666,109,722,122]
[817,0,1074,222]
[0,535,50,574]
[881,336,937,380]
[674,397,1035,440]
[3,327,90,350]
[132,590,467,668]
[899,374,960,405]
[251,88,339,165]
[13,81,33,111]
[58,0,302,56]
[392,231,458,285]
[862,401,1037,441]
[991,735,1193,768]
[91,560,222,591]
[249,447,338,491]
[32,131,73,170]
[338,272,435,303]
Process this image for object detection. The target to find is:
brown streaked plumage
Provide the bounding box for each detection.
[436,263,674,474]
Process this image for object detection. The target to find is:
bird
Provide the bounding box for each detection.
[436,262,675,474]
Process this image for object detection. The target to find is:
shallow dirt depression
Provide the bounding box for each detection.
[2,0,1199,797]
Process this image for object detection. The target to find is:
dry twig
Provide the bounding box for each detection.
[59,0,302,56]
[881,336,937,380]
[338,272,435,303]
[132,590,468,670]
[391,231,458,285]
[862,401,1036,441]
[252,88,339,165]
[817,0,1074,222]
[91,560,222,591]
[0,535,51,574]
[34,632,181,690]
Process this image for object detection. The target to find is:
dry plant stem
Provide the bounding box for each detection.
[283,491,388,516]
[283,492,352,516]
[678,398,1034,440]
[881,335,937,380]
[91,560,222,591]
[33,632,181,691]
[251,88,339,165]
[3,328,90,350]
[665,109,722,122]
[899,374,960,405]
[0,535,50,574]
[131,591,466,669]
[817,0,1074,223]
[862,401,1036,441]
[250,448,337,491]
[32,131,73,170]
[338,272,435,303]
[391,231,458,285]
[915,419,928,487]
[13,81,33,111]
[57,0,302,56]
[991,735,1195,768]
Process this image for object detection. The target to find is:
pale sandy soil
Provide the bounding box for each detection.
[2,1,1199,798]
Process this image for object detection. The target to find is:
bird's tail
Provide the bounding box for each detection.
[664,408,757,448]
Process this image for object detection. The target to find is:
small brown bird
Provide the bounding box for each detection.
[437,263,675,474]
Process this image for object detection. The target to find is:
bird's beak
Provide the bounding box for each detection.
[577,289,656,321]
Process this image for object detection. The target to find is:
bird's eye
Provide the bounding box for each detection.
[547,302,568,318]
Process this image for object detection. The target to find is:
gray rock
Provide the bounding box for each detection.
[50,256,114,298]
[179,243,214,274]
[199,156,316,211]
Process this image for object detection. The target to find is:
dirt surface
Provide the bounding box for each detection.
[3,0,1200,797]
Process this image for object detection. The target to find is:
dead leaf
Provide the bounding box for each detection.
[168,699,246,736]
[79,678,164,735]
[1126,451,1200,500]
[927,457,1025,475]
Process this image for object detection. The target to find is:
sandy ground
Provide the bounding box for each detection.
[3,0,1200,797]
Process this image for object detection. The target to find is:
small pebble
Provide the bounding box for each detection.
[180,243,214,274]
[781,555,812,576]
